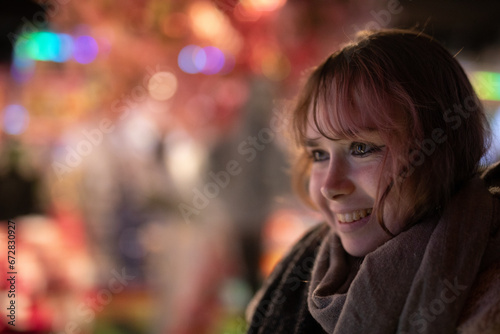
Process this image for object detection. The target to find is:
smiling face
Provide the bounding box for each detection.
[291,29,488,257]
[305,121,405,256]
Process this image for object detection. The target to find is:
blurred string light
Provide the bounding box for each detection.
[14,31,99,64]
[2,104,30,135]
[470,71,500,101]
[188,1,243,54]
[240,0,287,12]
[11,31,100,82]
[148,71,178,101]
[189,1,226,41]
[234,0,287,20]
[178,45,234,75]
[73,35,99,64]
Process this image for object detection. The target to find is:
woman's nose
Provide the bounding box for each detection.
[320,158,355,200]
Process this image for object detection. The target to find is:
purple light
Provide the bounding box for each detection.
[73,35,99,64]
[3,105,29,135]
[201,46,225,75]
[178,45,230,75]
[11,57,35,83]
[178,45,203,74]
[194,48,207,72]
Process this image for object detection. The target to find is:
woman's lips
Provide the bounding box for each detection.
[331,208,373,234]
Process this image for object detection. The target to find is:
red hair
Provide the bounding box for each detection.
[291,29,490,232]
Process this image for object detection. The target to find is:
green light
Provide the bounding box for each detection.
[36,32,60,61]
[13,31,91,65]
[471,71,500,101]
[13,32,36,60]
[14,31,70,62]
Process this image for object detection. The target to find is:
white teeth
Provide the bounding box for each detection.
[337,208,372,223]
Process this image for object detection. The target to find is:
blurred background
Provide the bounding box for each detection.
[0,0,500,333]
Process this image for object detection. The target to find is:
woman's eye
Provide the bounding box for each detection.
[350,142,382,156]
[311,150,329,162]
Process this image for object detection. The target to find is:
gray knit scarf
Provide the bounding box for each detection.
[308,175,500,333]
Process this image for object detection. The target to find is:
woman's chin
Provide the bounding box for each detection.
[338,232,391,257]
[341,241,377,257]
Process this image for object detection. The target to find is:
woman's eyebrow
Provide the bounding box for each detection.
[304,138,320,147]
[304,137,340,146]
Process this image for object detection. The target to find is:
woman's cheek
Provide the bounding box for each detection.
[309,170,326,209]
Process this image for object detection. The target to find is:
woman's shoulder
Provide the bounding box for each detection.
[245,222,329,330]
[253,221,329,295]
[456,162,500,333]
[480,161,500,196]
[458,261,500,334]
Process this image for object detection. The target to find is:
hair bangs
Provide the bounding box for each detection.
[309,56,403,143]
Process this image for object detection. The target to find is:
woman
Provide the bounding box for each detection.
[246,29,500,333]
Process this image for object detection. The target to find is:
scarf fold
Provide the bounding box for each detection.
[308,175,500,333]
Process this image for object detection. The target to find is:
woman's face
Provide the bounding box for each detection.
[305,120,405,256]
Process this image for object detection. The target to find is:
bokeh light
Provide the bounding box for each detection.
[73,35,99,64]
[148,71,178,101]
[2,104,30,135]
[13,32,97,65]
[188,1,243,54]
[200,46,225,75]
[178,45,203,74]
[32,32,59,61]
[194,48,207,72]
[471,71,500,101]
[178,45,230,75]
[189,2,226,42]
[54,34,74,62]
[241,0,287,12]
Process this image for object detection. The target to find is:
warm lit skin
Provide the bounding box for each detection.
[306,121,406,257]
